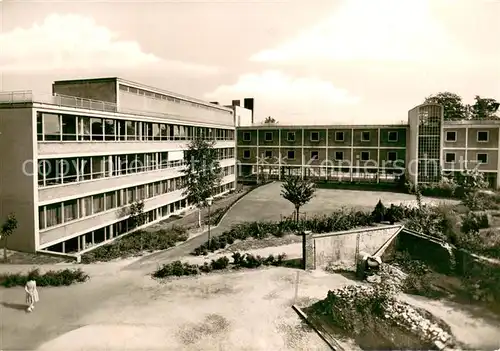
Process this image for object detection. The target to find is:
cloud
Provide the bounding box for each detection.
[205,70,361,124]
[250,0,457,63]
[0,14,218,75]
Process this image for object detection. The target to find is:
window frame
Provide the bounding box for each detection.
[387,131,398,142]
[477,131,489,143]
[445,152,456,163]
[335,131,345,142]
[445,131,457,142]
[242,132,251,142]
[477,153,488,164]
[361,131,370,142]
[361,151,370,161]
[310,131,320,142]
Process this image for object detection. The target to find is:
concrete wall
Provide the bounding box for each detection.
[53,80,117,103]
[407,107,419,184]
[0,107,37,251]
[306,225,402,270]
[234,106,253,127]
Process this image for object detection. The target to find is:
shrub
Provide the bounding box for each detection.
[82,226,188,263]
[372,200,387,223]
[461,212,487,236]
[152,252,288,278]
[417,181,457,198]
[0,268,89,287]
[387,204,405,224]
[211,256,230,270]
[191,208,378,256]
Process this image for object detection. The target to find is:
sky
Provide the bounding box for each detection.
[0,0,499,125]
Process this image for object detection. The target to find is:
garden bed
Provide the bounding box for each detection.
[0,268,89,287]
[152,252,287,278]
[302,279,458,350]
[81,225,189,263]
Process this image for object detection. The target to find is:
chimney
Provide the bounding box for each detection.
[210,101,219,105]
[232,100,240,107]
[243,98,254,124]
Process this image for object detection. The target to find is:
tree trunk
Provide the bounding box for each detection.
[198,207,202,228]
[295,207,300,222]
[3,238,7,262]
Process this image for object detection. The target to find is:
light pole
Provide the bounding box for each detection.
[206,197,213,249]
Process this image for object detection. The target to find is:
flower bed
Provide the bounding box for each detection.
[305,270,458,350]
[0,268,89,287]
[152,252,287,278]
[81,225,188,263]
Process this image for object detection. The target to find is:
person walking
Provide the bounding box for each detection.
[25,279,39,312]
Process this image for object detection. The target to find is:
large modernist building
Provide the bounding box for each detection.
[0,77,241,257]
[237,104,500,189]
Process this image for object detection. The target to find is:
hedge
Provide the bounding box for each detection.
[191,206,410,256]
[81,225,188,263]
[0,268,89,287]
[152,252,287,278]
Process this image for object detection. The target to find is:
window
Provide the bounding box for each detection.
[104,119,115,141]
[91,118,103,141]
[43,113,61,141]
[265,132,273,141]
[61,115,77,141]
[105,192,116,210]
[361,151,370,161]
[37,113,43,141]
[63,200,78,222]
[477,153,488,164]
[310,132,320,141]
[243,150,251,159]
[445,153,456,162]
[388,131,398,142]
[93,194,104,213]
[287,150,295,160]
[126,121,137,140]
[335,131,344,142]
[310,151,319,160]
[445,131,457,142]
[45,203,62,227]
[243,132,251,141]
[264,150,273,158]
[387,151,398,162]
[477,131,489,142]
[335,151,343,161]
[287,132,295,142]
[361,131,370,142]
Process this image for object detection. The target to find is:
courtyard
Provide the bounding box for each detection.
[4,182,492,351]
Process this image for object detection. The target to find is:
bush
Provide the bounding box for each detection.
[152,252,287,278]
[211,256,230,270]
[461,212,489,236]
[387,204,405,224]
[372,200,387,223]
[0,268,89,287]
[191,208,378,256]
[82,225,189,263]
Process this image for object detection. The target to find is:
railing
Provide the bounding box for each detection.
[0,90,235,128]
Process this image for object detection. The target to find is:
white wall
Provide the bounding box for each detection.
[118,91,234,127]
[234,106,253,127]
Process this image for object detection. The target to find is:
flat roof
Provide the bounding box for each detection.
[53,77,232,113]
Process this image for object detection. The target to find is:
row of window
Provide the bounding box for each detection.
[445,153,489,164]
[37,150,235,187]
[119,84,231,115]
[243,149,401,162]
[42,182,236,254]
[445,130,490,142]
[242,131,399,143]
[36,112,235,142]
[39,170,235,230]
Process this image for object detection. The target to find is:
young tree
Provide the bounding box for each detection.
[281,176,316,222]
[129,200,147,229]
[182,136,222,228]
[0,213,18,261]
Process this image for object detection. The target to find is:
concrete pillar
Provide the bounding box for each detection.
[301,230,314,270]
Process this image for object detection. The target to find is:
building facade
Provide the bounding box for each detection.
[0,78,237,257]
[237,103,500,189]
